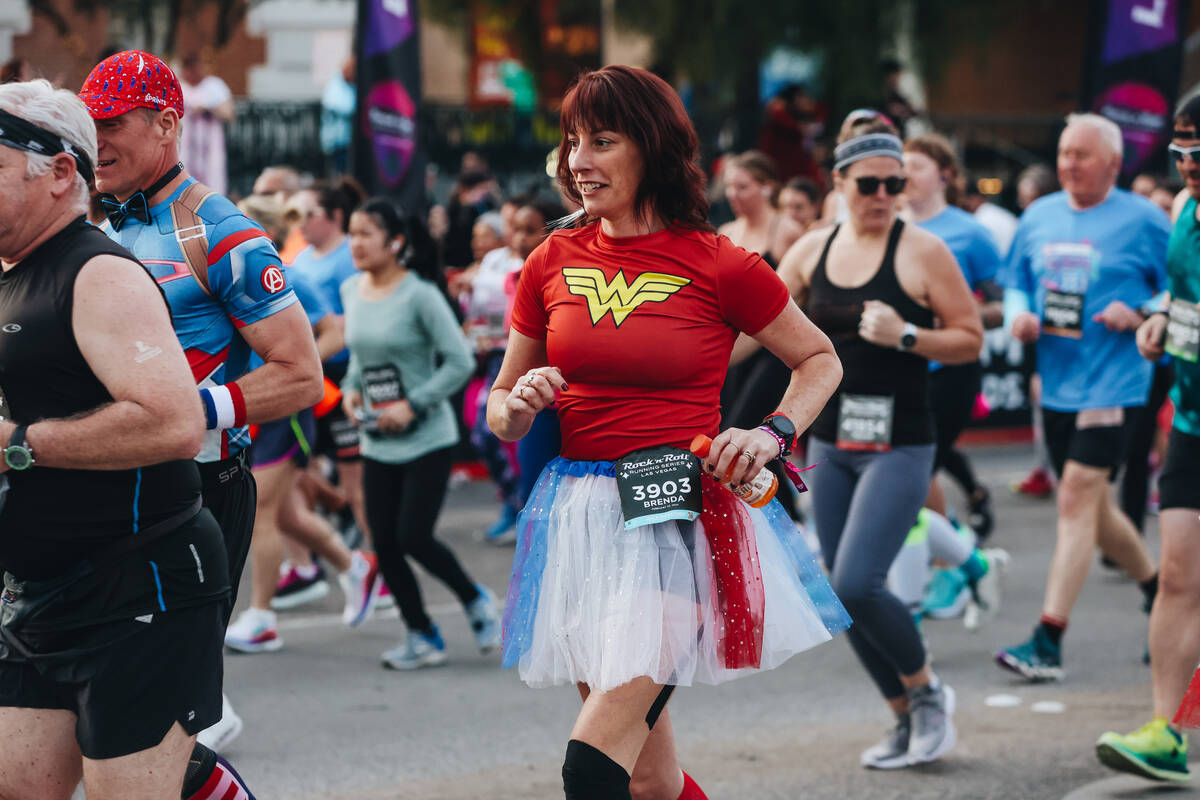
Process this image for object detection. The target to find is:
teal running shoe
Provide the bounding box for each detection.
[995,625,1063,681]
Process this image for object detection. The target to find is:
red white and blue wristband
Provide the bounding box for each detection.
[200,383,246,430]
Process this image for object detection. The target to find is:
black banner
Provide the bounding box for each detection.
[1082,0,1190,178]
[352,0,427,211]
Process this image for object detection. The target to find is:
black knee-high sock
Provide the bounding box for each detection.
[182,743,217,798]
[562,739,631,800]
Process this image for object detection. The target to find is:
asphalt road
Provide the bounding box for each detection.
[215,445,1198,800]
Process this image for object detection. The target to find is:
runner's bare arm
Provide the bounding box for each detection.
[487,331,555,442]
[312,313,345,362]
[0,254,204,470]
[235,303,325,424]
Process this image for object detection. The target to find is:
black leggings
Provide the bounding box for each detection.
[929,361,982,496]
[363,448,479,632]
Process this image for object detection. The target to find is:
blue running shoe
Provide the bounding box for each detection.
[382,626,448,670]
[922,567,969,619]
[484,504,518,545]
[996,625,1063,681]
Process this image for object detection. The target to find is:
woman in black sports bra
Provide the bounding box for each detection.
[777,112,983,770]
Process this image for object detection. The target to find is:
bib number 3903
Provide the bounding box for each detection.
[615,446,703,530]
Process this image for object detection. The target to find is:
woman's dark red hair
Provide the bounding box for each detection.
[556,65,711,231]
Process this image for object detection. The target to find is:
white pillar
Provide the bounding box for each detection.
[246,0,354,101]
[0,2,32,65]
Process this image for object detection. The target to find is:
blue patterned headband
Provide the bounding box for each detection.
[833,133,903,173]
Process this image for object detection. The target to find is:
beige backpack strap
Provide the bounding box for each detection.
[170,182,217,297]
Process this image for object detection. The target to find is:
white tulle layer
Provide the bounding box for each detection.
[501,458,850,692]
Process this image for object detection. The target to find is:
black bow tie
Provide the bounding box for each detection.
[99,162,184,232]
[100,192,150,231]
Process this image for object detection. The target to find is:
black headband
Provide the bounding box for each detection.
[0,108,94,186]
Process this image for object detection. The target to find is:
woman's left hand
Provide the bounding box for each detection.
[376,400,416,432]
[699,426,780,487]
[859,299,906,349]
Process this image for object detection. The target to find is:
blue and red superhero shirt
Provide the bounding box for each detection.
[103,178,298,462]
[510,224,789,461]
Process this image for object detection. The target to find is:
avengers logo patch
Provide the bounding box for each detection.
[260,266,286,294]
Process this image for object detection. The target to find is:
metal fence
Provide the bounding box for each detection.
[226,102,1066,209]
[226,101,565,198]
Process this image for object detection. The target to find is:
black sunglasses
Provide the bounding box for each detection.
[1169,143,1200,162]
[855,176,907,196]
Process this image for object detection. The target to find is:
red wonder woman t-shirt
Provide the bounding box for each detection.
[511,223,789,461]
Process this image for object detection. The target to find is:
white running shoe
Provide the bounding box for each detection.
[465,584,501,653]
[339,550,381,627]
[964,548,1010,632]
[197,693,244,752]
[224,608,283,653]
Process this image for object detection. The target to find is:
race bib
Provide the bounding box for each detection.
[1166,298,1200,363]
[1041,242,1096,339]
[362,364,405,409]
[836,394,894,451]
[329,417,361,458]
[615,446,702,530]
[1042,290,1085,338]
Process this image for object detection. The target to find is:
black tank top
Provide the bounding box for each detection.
[805,220,936,446]
[0,217,201,578]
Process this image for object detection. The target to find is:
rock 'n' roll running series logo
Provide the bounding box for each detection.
[562,268,691,327]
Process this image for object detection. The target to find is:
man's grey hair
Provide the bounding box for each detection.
[0,79,97,211]
[1064,112,1124,160]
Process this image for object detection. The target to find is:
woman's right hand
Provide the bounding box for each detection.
[342,389,363,424]
[502,367,566,424]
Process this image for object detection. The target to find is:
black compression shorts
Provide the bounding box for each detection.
[1159,427,1200,511]
[1042,406,1140,480]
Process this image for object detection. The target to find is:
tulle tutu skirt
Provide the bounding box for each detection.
[501,457,851,691]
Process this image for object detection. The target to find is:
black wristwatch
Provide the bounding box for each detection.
[3,424,34,471]
[899,322,918,352]
[760,413,797,457]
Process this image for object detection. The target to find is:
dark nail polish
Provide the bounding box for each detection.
[560,383,569,391]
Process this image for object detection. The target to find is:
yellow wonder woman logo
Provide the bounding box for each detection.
[562,267,691,327]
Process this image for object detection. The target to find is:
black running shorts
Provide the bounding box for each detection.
[0,599,224,760]
[1159,427,1200,511]
[1042,406,1141,480]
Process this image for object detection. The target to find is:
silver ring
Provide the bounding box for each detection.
[525,374,537,386]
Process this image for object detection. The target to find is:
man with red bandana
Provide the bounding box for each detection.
[78,50,323,800]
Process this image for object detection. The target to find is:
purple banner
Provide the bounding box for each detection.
[1085,0,1188,177]
[353,0,426,208]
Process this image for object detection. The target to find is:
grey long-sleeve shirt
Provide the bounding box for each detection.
[341,272,473,463]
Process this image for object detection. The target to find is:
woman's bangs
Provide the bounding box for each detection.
[560,73,628,138]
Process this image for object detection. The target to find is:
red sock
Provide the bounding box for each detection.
[187,755,255,800]
[1039,614,1067,646]
[677,771,709,800]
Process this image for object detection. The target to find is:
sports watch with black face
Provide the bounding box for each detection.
[3,424,34,471]
[759,413,797,457]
